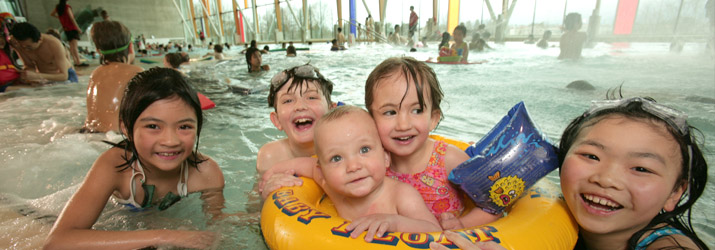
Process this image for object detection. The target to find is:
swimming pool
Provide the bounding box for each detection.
[1,41,713,249]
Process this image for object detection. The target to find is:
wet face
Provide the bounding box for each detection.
[369,71,440,158]
[132,97,198,172]
[270,79,331,147]
[13,37,40,50]
[560,116,684,239]
[316,111,390,198]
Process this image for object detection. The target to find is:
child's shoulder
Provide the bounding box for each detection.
[442,141,470,171]
[257,138,293,173]
[189,154,225,191]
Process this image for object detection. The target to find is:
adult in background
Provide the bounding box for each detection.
[408,6,418,42]
[50,0,87,67]
[9,22,77,83]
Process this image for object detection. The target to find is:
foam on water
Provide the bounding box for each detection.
[1,42,713,248]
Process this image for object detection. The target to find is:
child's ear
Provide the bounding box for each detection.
[429,109,441,131]
[663,182,687,212]
[119,122,129,137]
[269,111,283,131]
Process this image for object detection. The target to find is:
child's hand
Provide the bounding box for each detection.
[260,170,303,199]
[438,213,464,230]
[167,230,218,249]
[429,231,505,250]
[346,214,396,242]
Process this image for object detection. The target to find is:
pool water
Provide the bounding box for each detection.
[0,41,713,249]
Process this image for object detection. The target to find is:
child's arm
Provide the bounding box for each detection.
[346,181,440,242]
[439,207,501,230]
[44,150,216,249]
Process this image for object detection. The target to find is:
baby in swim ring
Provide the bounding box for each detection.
[313,105,441,241]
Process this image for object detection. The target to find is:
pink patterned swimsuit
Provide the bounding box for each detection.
[386,140,464,218]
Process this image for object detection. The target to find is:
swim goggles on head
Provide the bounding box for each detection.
[586,97,689,136]
[586,97,693,191]
[270,64,323,90]
[99,38,133,55]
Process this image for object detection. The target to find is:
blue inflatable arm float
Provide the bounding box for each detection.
[448,101,559,214]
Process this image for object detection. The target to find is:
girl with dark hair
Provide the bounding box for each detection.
[45,68,225,249]
[557,97,708,250]
[50,0,86,67]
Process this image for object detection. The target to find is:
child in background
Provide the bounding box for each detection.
[0,13,19,92]
[204,44,224,60]
[559,13,587,59]
[256,64,334,177]
[365,57,499,229]
[82,20,143,133]
[437,32,450,51]
[45,68,225,249]
[450,25,469,62]
[245,47,269,72]
[314,105,441,241]
[536,30,551,49]
[558,97,708,249]
[286,41,296,57]
[469,33,492,52]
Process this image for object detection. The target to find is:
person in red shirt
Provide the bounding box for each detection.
[408,6,418,42]
[50,0,86,67]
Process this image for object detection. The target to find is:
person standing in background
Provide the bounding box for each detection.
[408,6,418,43]
[50,0,87,67]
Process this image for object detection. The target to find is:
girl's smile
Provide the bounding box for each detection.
[133,97,197,173]
[560,116,684,237]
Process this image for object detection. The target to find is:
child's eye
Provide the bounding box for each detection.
[412,108,423,114]
[632,166,652,173]
[179,124,195,130]
[330,155,342,163]
[360,146,370,154]
[281,98,294,104]
[382,110,396,116]
[145,124,159,129]
[580,153,599,161]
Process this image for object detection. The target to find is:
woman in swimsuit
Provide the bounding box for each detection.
[45,68,225,249]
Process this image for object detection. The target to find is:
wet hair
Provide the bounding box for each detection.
[164,52,183,69]
[250,40,256,48]
[55,0,67,16]
[45,28,61,40]
[286,45,296,55]
[558,96,708,250]
[564,13,583,31]
[438,32,451,48]
[263,45,269,51]
[245,47,260,71]
[267,64,333,111]
[213,44,223,53]
[331,39,337,45]
[453,24,467,36]
[365,57,443,123]
[91,21,132,64]
[337,27,342,33]
[111,67,205,172]
[10,22,41,43]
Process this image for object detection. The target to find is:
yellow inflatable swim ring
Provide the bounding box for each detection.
[261,177,577,250]
[261,135,577,249]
